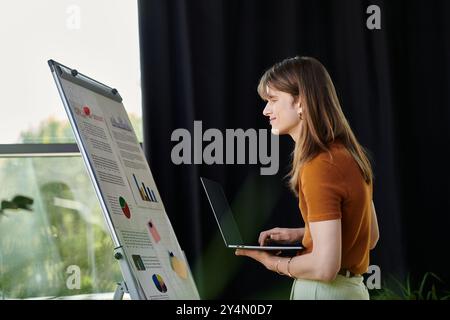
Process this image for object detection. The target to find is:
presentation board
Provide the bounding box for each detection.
[48,60,199,300]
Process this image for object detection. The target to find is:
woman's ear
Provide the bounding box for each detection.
[294,96,301,108]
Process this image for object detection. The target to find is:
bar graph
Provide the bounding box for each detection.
[132,174,158,203]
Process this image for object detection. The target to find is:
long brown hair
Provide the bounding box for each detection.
[257,56,373,195]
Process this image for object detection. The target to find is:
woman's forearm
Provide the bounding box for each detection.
[273,252,334,281]
[272,221,341,282]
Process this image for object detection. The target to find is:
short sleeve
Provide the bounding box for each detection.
[300,159,347,222]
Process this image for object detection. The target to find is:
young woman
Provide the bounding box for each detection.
[235,56,380,300]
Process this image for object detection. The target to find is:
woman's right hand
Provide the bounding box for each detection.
[258,227,305,246]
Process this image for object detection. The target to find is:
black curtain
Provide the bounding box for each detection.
[138,0,450,298]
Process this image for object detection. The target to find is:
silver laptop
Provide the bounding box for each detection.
[200,177,303,251]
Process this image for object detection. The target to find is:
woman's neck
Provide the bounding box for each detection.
[289,124,302,143]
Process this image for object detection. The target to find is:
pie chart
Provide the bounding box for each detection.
[119,196,131,219]
[152,274,167,293]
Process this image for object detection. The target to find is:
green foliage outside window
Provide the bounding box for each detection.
[0,115,141,299]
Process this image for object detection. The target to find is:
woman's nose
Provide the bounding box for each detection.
[263,103,271,116]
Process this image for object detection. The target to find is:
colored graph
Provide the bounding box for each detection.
[169,251,188,279]
[119,196,131,219]
[152,274,167,293]
[148,220,161,243]
[132,174,158,203]
[82,105,91,116]
[110,115,132,131]
[132,255,146,271]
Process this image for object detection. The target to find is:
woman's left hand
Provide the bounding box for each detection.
[235,249,278,271]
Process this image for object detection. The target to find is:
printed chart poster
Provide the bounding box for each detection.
[59,76,199,300]
[97,93,163,211]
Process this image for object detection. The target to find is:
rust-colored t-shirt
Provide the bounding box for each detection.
[298,142,373,275]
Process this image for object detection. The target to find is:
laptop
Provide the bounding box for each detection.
[200,177,303,251]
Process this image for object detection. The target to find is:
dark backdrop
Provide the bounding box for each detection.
[137,0,450,298]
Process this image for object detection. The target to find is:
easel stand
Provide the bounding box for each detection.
[49,60,199,300]
[113,281,128,300]
[112,246,145,299]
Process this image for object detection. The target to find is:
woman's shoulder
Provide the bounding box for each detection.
[307,141,349,166]
[303,141,364,186]
[299,142,353,194]
[301,142,353,180]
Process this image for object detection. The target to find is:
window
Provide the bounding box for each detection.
[0,0,141,299]
[0,156,122,299]
[0,0,142,143]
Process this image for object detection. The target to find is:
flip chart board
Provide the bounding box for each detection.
[49,60,199,300]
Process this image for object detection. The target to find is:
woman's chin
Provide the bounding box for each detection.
[271,128,281,135]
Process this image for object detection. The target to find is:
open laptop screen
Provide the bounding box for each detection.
[200,177,244,246]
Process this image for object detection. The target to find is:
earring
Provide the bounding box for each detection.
[297,110,303,120]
